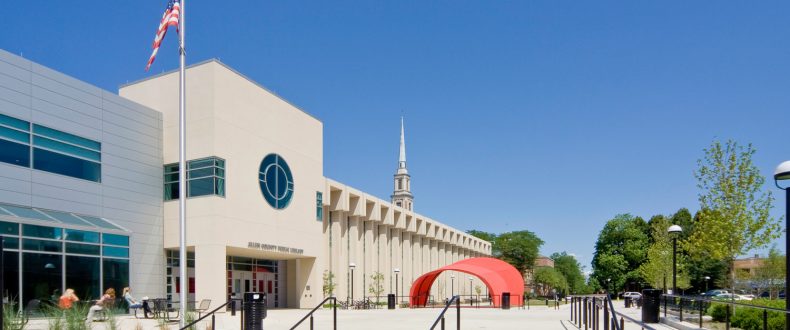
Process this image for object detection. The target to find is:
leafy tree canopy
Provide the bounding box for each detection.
[591,214,650,292]
[551,252,586,295]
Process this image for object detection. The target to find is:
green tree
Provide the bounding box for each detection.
[495,230,544,275]
[551,252,586,294]
[323,270,336,298]
[638,215,690,292]
[687,140,781,291]
[591,214,650,294]
[753,247,785,299]
[368,271,384,302]
[533,267,568,296]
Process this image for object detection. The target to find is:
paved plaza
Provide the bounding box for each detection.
[21,301,681,330]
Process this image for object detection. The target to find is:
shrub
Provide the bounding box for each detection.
[708,303,728,322]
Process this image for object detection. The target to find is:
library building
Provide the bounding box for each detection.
[0,49,491,309]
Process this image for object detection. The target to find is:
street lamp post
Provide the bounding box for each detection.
[772,160,790,330]
[451,274,455,298]
[469,277,473,306]
[349,262,356,302]
[394,268,400,303]
[668,224,683,295]
[704,276,710,293]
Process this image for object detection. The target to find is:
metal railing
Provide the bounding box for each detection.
[570,294,623,330]
[661,294,789,330]
[289,296,337,330]
[179,298,242,330]
[429,295,460,330]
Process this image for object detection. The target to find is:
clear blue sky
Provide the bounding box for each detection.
[2,1,788,272]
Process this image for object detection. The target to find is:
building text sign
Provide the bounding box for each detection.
[248,242,304,255]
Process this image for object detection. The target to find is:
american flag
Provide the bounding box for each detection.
[145,0,181,71]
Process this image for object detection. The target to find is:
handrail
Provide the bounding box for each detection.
[663,293,788,312]
[429,295,460,330]
[289,296,337,330]
[605,293,623,330]
[180,298,242,330]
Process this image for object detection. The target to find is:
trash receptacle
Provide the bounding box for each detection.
[243,292,267,330]
[641,289,661,323]
[387,294,396,310]
[502,292,510,310]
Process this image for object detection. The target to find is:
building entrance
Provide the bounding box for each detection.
[227,256,282,308]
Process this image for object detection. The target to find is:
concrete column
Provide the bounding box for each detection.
[378,225,391,295]
[329,211,342,298]
[363,220,375,299]
[402,232,412,298]
[348,216,360,301]
[194,244,225,311]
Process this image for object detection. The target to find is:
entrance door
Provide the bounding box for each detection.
[256,271,276,308]
[231,271,253,300]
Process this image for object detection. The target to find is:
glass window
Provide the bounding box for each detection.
[316,192,323,221]
[103,234,129,246]
[76,215,122,231]
[102,258,129,298]
[188,167,213,179]
[33,136,101,162]
[66,256,100,300]
[33,148,101,182]
[4,251,19,304]
[0,113,30,131]
[2,205,55,222]
[0,139,30,168]
[103,246,129,258]
[66,243,101,255]
[188,177,215,197]
[0,125,29,144]
[22,252,62,306]
[188,158,214,169]
[32,124,101,151]
[3,237,19,249]
[0,221,19,235]
[64,229,100,243]
[41,210,93,227]
[22,239,63,252]
[164,183,179,201]
[22,224,62,239]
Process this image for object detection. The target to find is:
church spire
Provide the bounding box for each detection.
[392,116,413,210]
[398,116,407,172]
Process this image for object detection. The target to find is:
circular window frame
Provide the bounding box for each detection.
[258,153,294,209]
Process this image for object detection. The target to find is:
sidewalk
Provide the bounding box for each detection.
[21,302,690,330]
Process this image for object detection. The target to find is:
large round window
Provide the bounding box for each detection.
[258,153,294,209]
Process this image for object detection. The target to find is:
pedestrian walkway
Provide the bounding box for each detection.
[22,302,684,330]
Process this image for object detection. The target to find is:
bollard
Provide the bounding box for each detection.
[620,316,624,330]
[604,298,609,330]
[763,309,767,330]
[679,298,683,322]
[310,315,314,330]
[725,305,730,330]
[441,316,445,330]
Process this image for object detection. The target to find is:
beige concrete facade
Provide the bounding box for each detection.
[119,60,490,308]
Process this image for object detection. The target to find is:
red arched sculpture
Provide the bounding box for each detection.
[409,257,524,307]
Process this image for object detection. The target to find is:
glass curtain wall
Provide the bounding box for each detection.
[0,221,130,306]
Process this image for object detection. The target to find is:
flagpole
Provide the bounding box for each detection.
[177,0,188,328]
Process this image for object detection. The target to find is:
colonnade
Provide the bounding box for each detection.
[322,179,491,303]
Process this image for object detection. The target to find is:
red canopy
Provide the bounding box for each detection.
[409,257,524,307]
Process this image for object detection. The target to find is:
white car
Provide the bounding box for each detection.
[737,294,754,301]
[623,292,642,300]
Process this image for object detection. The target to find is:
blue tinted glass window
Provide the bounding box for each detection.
[0,139,30,168]
[40,210,92,227]
[77,215,122,230]
[22,238,62,252]
[22,224,62,239]
[33,148,101,182]
[0,113,29,131]
[188,177,214,197]
[64,229,100,243]
[103,234,129,246]
[66,242,100,255]
[1,205,55,222]
[188,167,213,179]
[316,192,323,221]
[33,124,100,151]
[259,154,294,209]
[33,136,101,161]
[188,158,213,169]
[103,246,129,258]
[0,221,19,235]
[2,237,19,249]
[0,125,29,144]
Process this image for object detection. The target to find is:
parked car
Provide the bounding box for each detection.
[703,289,729,297]
[738,294,755,301]
[623,292,642,300]
[714,293,741,300]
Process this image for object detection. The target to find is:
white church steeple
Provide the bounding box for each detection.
[392,117,413,210]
